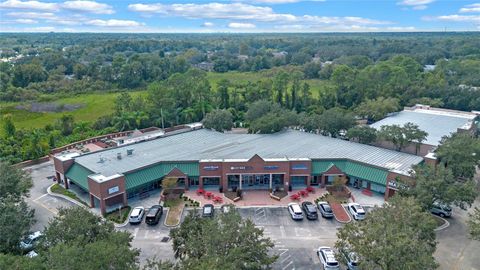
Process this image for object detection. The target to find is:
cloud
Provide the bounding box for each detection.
[244,0,325,4]
[128,2,391,30]
[459,3,480,13]
[61,1,114,14]
[0,0,58,11]
[27,26,55,31]
[0,0,114,14]
[386,26,416,31]
[228,22,256,28]
[398,0,434,10]
[128,3,297,22]
[15,18,38,23]
[202,22,214,27]
[85,19,143,27]
[433,14,480,23]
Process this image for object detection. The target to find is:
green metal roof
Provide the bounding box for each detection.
[65,163,93,191]
[345,162,388,185]
[312,160,346,174]
[124,162,199,191]
[312,160,388,185]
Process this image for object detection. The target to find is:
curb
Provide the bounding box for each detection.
[113,209,131,228]
[47,184,88,209]
[332,203,351,224]
[163,205,186,228]
[434,216,450,231]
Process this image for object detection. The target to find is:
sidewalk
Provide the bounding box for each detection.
[184,188,329,207]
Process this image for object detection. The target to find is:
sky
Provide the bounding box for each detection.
[0,0,479,32]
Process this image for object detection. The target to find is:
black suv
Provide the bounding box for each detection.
[145,205,163,225]
[301,201,318,220]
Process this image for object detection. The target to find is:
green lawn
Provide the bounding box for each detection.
[207,71,331,98]
[0,91,146,134]
[1,70,331,135]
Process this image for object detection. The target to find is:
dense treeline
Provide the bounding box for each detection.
[1,33,480,163]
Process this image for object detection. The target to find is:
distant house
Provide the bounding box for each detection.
[423,65,436,72]
[272,51,288,58]
[193,62,214,72]
[237,55,249,61]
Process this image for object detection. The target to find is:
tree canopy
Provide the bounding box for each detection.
[335,196,438,270]
[435,133,480,180]
[169,208,277,269]
[202,109,234,132]
[398,164,477,210]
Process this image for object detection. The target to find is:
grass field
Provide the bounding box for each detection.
[207,71,332,98]
[1,70,331,134]
[0,91,146,133]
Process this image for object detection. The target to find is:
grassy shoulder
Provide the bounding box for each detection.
[50,183,88,206]
[164,198,185,226]
[104,206,132,224]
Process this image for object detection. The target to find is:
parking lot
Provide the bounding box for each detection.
[121,205,344,269]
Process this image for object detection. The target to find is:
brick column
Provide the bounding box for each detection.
[199,177,204,189]
[321,175,326,188]
[90,194,95,208]
[122,192,128,207]
[306,175,311,187]
[64,177,69,189]
[100,199,106,215]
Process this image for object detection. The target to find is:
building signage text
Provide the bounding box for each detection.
[292,164,308,170]
[230,166,253,170]
[203,165,219,171]
[264,165,279,170]
[108,186,119,194]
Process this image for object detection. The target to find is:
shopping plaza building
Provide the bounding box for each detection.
[54,128,425,214]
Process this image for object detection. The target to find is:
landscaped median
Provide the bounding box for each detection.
[164,198,185,227]
[49,183,88,207]
[331,203,352,223]
[104,206,131,224]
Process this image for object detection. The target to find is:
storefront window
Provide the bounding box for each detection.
[311,176,320,185]
[203,177,220,186]
[291,176,307,187]
[227,175,240,190]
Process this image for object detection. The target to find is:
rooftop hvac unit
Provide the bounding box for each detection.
[117,152,122,160]
[127,149,134,156]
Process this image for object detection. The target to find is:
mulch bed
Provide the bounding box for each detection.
[224,191,239,201]
[273,190,288,199]
[330,202,351,223]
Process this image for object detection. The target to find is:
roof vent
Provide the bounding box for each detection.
[127,149,134,156]
[98,156,105,163]
[117,152,122,160]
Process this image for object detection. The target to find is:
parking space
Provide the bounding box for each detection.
[238,207,341,269]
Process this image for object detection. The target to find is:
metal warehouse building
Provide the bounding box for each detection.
[54,128,424,214]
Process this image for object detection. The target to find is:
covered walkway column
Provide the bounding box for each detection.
[269,174,273,189]
[239,174,243,189]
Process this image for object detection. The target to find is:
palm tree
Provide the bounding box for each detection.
[132,111,149,129]
[181,107,196,123]
[113,112,134,131]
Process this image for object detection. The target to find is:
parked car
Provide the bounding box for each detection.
[203,204,214,217]
[430,201,452,218]
[340,248,360,270]
[129,206,145,224]
[221,204,235,214]
[347,203,366,221]
[145,205,163,225]
[317,246,340,270]
[317,201,334,218]
[288,202,304,220]
[19,231,43,252]
[301,201,318,220]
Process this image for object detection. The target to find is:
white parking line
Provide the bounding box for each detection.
[280,225,286,238]
[282,261,294,270]
[132,228,139,239]
[33,194,48,201]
